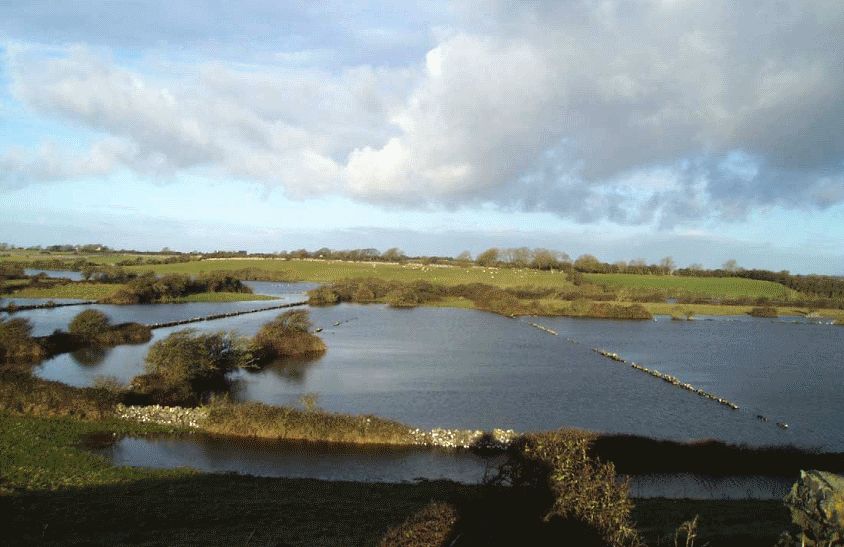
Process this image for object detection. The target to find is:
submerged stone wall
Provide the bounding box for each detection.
[592,348,740,410]
[145,301,307,329]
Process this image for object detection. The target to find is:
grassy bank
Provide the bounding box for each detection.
[308,278,655,320]
[628,302,844,321]
[8,282,121,300]
[0,369,121,419]
[0,410,793,546]
[204,400,415,445]
[168,291,277,302]
[308,277,844,321]
[0,412,189,492]
[430,295,844,321]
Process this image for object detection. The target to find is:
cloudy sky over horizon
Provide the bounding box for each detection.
[1,1,842,273]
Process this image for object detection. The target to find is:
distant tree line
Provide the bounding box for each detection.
[9,242,198,257]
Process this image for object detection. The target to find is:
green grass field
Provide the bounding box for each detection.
[0,412,188,491]
[129,258,577,288]
[585,273,798,299]
[8,283,122,300]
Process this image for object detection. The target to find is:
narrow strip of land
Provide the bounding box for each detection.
[0,300,94,312]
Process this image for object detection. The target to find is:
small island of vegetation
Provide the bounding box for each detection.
[127,310,325,406]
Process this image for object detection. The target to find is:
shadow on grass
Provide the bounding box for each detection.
[589,435,844,476]
[0,474,620,547]
[1,474,460,546]
[1,473,792,546]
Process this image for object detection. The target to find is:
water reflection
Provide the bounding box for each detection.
[70,346,111,366]
[242,280,318,299]
[258,355,324,384]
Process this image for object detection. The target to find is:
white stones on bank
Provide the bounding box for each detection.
[116,404,209,429]
[115,403,517,450]
[409,427,518,450]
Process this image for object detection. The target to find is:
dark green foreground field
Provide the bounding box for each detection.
[0,412,792,546]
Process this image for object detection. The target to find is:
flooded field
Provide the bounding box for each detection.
[21,296,844,450]
[2,281,312,336]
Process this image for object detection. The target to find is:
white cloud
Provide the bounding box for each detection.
[2,0,844,225]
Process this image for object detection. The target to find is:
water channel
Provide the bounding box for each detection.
[95,435,794,499]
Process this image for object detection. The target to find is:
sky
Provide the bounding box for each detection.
[0,0,842,273]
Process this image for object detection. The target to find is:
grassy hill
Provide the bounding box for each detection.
[585,273,799,300]
[128,258,578,289]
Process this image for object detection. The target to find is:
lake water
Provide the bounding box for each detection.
[243,280,319,298]
[23,269,84,281]
[30,301,844,451]
[540,314,843,449]
[96,436,793,499]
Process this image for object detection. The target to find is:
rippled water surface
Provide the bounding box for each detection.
[97,436,794,498]
[22,298,844,450]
